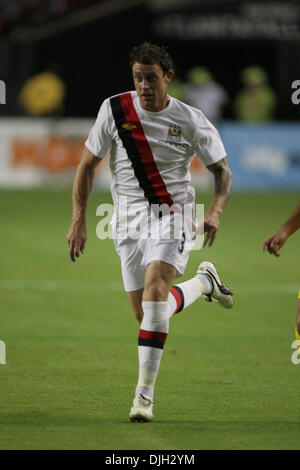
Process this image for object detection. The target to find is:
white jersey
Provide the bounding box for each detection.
[85,90,226,211]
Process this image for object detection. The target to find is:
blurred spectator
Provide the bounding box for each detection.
[18,65,66,116]
[184,66,228,126]
[234,65,276,122]
[167,78,185,101]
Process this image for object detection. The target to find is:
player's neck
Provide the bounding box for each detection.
[139,96,170,112]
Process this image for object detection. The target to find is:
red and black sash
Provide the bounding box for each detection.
[110,92,174,207]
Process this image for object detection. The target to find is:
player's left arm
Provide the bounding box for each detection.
[280,202,300,236]
[262,201,300,257]
[204,157,233,247]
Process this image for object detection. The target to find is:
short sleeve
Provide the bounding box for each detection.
[192,113,226,167]
[85,98,113,158]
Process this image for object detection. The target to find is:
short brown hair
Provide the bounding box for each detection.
[129,42,175,74]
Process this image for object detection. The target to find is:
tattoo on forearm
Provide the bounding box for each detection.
[208,159,232,203]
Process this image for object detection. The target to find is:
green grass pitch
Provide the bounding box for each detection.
[0,189,299,450]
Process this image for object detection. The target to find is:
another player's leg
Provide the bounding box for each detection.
[129,261,176,423]
[295,291,300,352]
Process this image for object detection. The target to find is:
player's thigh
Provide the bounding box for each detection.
[127,288,144,324]
[143,260,177,301]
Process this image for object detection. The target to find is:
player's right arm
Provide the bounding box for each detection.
[262,201,300,257]
[66,146,101,262]
[203,157,232,247]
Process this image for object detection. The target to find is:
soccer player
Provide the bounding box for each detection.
[262,201,300,351]
[66,42,234,422]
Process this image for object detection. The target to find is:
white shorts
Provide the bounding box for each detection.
[113,211,196,292]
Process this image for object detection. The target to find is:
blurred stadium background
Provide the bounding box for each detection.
[1,0,300,190]
[1,0,300,450]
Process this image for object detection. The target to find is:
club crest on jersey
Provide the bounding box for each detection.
[122,122,137,130]
[167,125,182,143]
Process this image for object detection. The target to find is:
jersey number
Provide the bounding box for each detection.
[178,232,186,254]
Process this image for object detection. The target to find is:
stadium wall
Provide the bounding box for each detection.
[220,122,300,190]
[0,118,299,191]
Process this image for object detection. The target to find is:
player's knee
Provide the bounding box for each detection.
[143,283,165,301]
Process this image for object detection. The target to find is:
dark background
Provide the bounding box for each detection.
[0,0,300,120]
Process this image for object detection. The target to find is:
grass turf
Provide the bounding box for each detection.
[0,189,299,450]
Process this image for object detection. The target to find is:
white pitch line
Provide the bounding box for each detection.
[0,280,124,291]
[0,281,298,294]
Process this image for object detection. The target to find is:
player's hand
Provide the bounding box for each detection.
[66,221,87,262]
[203,212,220,247]
[191,213,219,247]
[262,229,288,257]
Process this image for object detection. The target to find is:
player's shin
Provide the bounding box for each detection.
[135,301,170,401]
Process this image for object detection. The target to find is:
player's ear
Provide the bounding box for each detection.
[165,69,174,83]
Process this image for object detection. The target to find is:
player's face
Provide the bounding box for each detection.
[132,62,174,112]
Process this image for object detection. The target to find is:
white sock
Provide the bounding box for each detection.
[168,274,212,316]
[135,301,170,401]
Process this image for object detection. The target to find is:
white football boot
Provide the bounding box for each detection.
[197,261,234,309]
[129,394,154,423]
